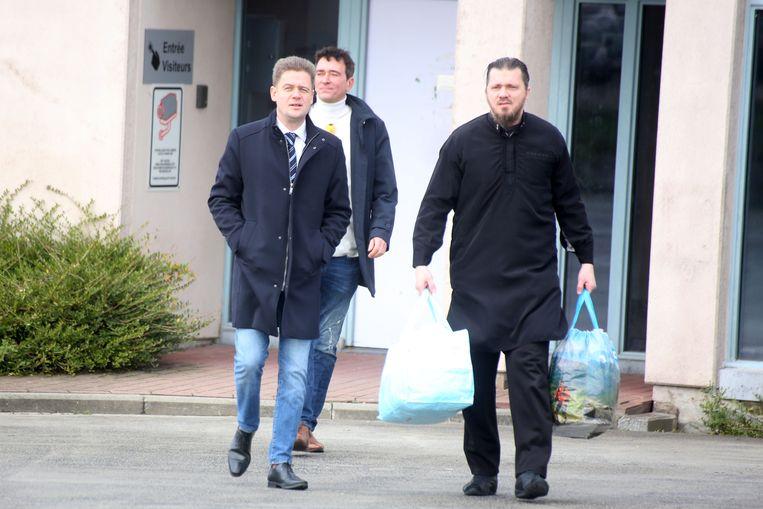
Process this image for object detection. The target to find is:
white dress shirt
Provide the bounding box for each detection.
[276,118,307,162]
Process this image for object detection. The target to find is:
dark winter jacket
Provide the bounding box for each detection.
[412,112,593,351]
[208,110,351,338]
[344,94,398,295]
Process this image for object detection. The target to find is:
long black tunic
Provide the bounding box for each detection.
[412,112,593,352]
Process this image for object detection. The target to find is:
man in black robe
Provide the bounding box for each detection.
[412,57,596,500]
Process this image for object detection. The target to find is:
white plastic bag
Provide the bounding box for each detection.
[377,290,474,424]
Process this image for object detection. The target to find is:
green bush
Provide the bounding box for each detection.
[0,182,207,375]
[701,386,763,438]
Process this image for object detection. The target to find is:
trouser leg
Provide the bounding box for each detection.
[233,329,270,433]
[301,257,359,430]
[505,341,553,478]
[268,336,312,464]
[462,349,501,476]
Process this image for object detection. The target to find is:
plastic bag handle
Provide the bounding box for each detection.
[570,289,599,330]
[422,289,451,330]
[422,289,439,322]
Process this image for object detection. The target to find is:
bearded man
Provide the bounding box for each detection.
[412,57,596,500]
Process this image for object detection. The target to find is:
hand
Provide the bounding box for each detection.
[367,237,388,259]
[414,265,436,295]
[577,263,596,294]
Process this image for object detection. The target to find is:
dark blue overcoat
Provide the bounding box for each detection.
[208,111,351,339]
[344,95,398,295]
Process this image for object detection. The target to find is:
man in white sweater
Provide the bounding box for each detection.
[294,47,398,453]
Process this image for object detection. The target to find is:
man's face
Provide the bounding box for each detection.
[485,67,529,127]
[270,70,314,124]
[315,57,354,103]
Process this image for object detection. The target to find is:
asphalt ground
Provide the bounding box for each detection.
[1,413,762,508]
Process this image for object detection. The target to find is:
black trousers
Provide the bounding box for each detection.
[462,341,553,478]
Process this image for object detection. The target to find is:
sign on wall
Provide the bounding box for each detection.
[143,29,194,84]
[150,88,182,188]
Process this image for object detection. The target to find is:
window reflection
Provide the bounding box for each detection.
[238,0,339,125]
[564,3,626,331]
[624,5,664,353]
[738,11,763,361]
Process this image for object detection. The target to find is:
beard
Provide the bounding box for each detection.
[491,103,525,129]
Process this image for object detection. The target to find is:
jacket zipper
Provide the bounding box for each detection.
[281,132,321,293]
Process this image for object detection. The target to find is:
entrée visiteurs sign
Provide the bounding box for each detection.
[143,29,194,85]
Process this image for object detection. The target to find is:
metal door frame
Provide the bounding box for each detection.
[548,0,665,360]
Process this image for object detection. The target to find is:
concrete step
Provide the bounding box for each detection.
[617,411,677,432]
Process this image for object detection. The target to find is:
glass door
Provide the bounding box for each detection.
[622,4,664,352]
[237,0,340,125]
[221,0,367,340]
[562,2,625,333]
[736,9,763,362]
[552,0,665,357]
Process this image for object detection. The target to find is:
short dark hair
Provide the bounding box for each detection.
[485,57,529,89]
[314,46,355,79]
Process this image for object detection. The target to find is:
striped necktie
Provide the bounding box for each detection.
[284,132,298,183]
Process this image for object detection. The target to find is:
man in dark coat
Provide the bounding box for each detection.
[208,56,350,490]
[294,47,397,453]
[412,57,596,500]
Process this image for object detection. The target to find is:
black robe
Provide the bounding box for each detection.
[412,112,593,352]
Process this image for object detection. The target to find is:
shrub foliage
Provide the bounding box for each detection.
[0,182,207,375]
[701,386,763,438]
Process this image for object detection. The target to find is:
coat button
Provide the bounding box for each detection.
[277,235,282,240]
[313,146,317,150]
[321,138,325,142]
[273,284,278,288]
[283,187,287,191]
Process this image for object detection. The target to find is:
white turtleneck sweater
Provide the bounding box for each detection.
[310,96,357,258]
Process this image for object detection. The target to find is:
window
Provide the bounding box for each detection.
[737,10,763,362]
[554,1,665,356]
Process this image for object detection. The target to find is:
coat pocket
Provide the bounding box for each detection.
[234,220,257,255]
[293,228,326,277]
[237,220,281,273]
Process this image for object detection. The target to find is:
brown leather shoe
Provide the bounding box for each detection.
[293,424,310,451]
[306,429,324,453]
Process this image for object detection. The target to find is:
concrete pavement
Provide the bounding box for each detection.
[1,413,762,508]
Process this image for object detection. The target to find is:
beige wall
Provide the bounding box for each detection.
[121,0,235,338]
[452,0,555,126]
[0,0,129,216]
[645,0,745,388]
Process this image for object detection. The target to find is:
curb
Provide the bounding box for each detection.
[2,393,667,434]
[0,392,385,422]
[0,392,511,425]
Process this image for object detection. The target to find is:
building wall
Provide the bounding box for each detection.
[121,0,235,338]
[452,0,554,126]
[0,0,130,216]
[645,0,745,414]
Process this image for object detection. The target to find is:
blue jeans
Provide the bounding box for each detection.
[300,256,361,431]
[234,328,313,464]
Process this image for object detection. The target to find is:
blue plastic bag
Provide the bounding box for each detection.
[378,291,474,424]
[549,290,620,438]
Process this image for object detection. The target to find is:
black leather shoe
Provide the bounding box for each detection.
[462,474,497,496]
[515,471,549,500]
[267,462,308,490]
[227,428,253,477]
